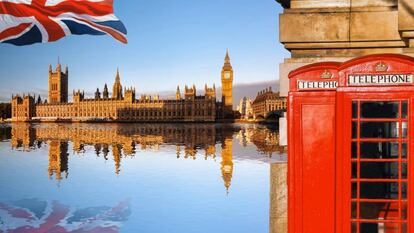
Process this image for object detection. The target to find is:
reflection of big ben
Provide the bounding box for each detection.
[48,141,69,181]
[221,138,233,193]
[112,144,122,175]
[221,49,234,117]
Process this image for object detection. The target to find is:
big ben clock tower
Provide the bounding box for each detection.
[221,49,234,117]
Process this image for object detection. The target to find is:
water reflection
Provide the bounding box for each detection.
[0,123,287,233]
[3,123,285,184]
[0,199,131,232]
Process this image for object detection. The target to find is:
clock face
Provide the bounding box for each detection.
[224,72,231,79]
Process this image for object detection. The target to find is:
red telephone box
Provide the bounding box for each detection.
[288,54,413,233]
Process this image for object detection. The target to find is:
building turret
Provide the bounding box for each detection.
[103,83,109,99]
[176,86,181,100]
[124,87,135,103]
[184,85,196,100]
[95,88,101,100]
[37,95,42,104]
[112,68,123,100]
[205,84,216,98]
[73,90,84,103]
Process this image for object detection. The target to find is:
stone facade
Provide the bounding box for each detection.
[251,88,287,119]
[276,0,414,96]
[270,162,288,233]
[12,52,235,122]
[236,97,253,119]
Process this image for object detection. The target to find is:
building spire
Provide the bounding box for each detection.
[115,67,120,82]
[225,49,230,63]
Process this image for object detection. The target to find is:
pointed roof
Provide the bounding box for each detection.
[115,68,121,83]
[222,49,233,72]
[225,49,230,63]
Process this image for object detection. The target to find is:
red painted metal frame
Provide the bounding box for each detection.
[288,54,414,233]
[338,91,411,233]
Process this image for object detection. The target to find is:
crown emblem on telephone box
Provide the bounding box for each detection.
[320,70,333,79]
[375,62,389,72]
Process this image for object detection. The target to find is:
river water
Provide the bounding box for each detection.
[0,123,286,233]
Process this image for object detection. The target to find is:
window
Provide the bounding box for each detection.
[351,100,408,233]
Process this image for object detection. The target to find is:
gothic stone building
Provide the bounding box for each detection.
[12,52,234,122]
[251,87,287,119]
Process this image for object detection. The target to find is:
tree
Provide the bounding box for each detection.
[0,103,11,119]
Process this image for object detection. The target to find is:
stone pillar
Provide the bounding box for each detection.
[276,0,411,97]
[269,162,287,233]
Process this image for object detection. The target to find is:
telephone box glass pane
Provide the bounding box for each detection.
[359,202,399,220]
[352,162,357,178]
[360,142,399,159]
[402,121,408,138]
[360,182,399,199]
[402,202,408,219]
[360,102,399,118]
[359,122,399,138]
[361,222,402,232]
[402,182,407,199]
[351,182,357,199]
[402,101,408,119]
[351,202,357,219]
[402,143,407,159]
[360,162,399,179]
[351,222,357,233]
[352,122,358,139]
[352,101,358,119]
[402,163,408,179]
[352,142,357,158]
[403,224,408,233]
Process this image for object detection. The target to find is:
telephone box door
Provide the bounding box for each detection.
[338,91,413,233]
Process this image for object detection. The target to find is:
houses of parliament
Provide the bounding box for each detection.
[11,51,235,122]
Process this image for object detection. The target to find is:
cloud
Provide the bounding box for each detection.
[230,80,280,104]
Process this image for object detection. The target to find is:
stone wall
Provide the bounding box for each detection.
[270,162,287,233]
[276,0,414,96]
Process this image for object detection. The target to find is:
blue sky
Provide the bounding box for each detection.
[0,0,288,102]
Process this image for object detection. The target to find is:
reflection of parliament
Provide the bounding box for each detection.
[9,124,283,191]
[12,51,234,122]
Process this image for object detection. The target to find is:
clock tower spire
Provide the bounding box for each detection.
[221,49,234,117]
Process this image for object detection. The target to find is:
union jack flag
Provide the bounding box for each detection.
[0,199,131,232]
[0,0,127,46]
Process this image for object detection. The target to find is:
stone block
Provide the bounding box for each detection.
[399,0,414,31]
[290,0,350,8]
[350,11,400,41]
[279,13,350,43]
[270,162,288,233]
[352,0,397,8]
